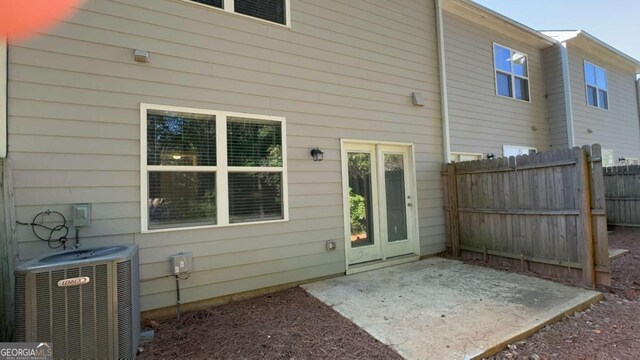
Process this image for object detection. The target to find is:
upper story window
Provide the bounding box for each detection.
[584,61,608,110]
[188,0,288,26]
[503,145,537,158]
[450,152,482,163]
[142,104,288,232]
[493,43,530,102]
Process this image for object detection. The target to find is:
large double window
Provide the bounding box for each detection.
[187,0,288,26]
[493,43,530,102]
[142,104,287,232]
[584,61,608,110]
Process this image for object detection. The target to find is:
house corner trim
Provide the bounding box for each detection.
[1,40,7,158]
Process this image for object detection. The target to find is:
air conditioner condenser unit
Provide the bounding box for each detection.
[14,245,140,359]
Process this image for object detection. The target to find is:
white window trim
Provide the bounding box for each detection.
[1,40,6,158]
[584,60,609,111]
[502,145,537,157]
[181,0,291,28]
[140,103,289,233]
[492,42,531,103]
[450,152,483,162]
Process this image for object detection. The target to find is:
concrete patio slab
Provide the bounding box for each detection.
[302,258,602,360]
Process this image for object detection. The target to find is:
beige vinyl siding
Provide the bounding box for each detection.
[543,45,569,149]
[443,12,550,156]
[7,0,444,311]
[568,44,640,159]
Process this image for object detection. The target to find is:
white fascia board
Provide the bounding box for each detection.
[543,30,640,73]
[449,0,557,47]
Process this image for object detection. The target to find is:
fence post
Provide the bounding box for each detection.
[442,164,451,249]
[450,164,460,257]
[442,163,460,256]
[576,146,596,288]
[1,159,17,341]
[587,144,611,286]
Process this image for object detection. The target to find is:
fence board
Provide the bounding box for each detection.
[443,145,609,287]
[588,145,611,286]
[604,165,640,227]
[577,146,595,287]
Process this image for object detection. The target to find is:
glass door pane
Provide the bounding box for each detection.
[348,152,375,248]
[384,154,408,242]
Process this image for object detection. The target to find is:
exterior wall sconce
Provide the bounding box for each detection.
[587,128,594,134]
[619,157,627,162]
[310,147,324,161]
[412,92,425,106]
[487,153,496,159]
[134,49,150,63]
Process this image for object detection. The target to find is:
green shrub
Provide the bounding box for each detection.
[349,188,367,235]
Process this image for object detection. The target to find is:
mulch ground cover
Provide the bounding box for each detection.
[137,287,402,360]
[140,227,640,360]
[467,227,640,360]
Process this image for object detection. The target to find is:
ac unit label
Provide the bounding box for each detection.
[57,276,91,288]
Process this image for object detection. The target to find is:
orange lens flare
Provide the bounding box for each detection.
[0,0,84,41]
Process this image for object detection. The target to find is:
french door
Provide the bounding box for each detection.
[343,142,418,266]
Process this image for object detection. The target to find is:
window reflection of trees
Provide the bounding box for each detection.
[348,153,374,246]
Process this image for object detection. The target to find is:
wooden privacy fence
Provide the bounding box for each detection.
[443,145,610,288]
[604,166,640,227]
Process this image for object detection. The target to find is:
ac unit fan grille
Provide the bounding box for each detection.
[14,274,27,342]
[117,260,134,358]
[34,264,110,359]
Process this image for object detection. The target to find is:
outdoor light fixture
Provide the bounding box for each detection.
[412,92,425,106]
[310,147,324,162]
[619,157,627,162]
[134,49,150,63]
[487,153,496,160]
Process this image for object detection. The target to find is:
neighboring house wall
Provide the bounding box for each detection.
[6,0,444,311]
[443,12,550,156]
[568,44,640,159]
[637,79,640,124]
[543,45,569,149]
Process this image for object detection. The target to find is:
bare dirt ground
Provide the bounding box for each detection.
[137,287,402,360]
[476,227,640,360]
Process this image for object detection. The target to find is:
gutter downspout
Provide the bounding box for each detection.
[435,0,451,163]
[559,42,575,148]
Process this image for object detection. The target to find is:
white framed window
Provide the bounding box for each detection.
[503,145,537,158]
[185,0,291,27]
[493,43,530,102]
[623,158,639,166]
[141,104,288,233]
[1,40,6,158]
[450,152,482,163]
[584,61,608,110]
[602,149,614,167]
